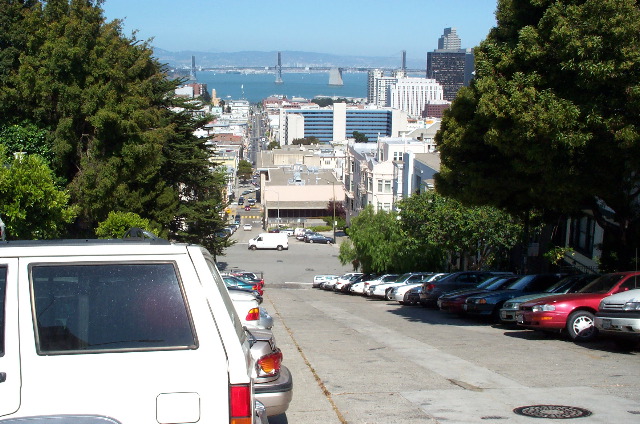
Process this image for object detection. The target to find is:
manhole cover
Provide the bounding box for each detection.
[514,405,592,419]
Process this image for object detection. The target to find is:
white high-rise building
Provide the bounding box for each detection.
[390,77,444,117]
[367,69,397,107]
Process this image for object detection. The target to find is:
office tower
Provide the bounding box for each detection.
[438,27,461,50]
[427,28,474,101]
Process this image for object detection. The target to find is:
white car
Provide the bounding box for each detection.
[391,274,447,303]
[0,236,262,423]
[368,272,434,299]
[313,274,339,288]
[243,223,253,231]
[362,274,400,296]
[595,288,640,344]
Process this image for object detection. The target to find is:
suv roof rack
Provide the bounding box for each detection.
[0,228,171,246]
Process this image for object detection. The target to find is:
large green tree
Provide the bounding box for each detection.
[436,0,640,270]
[0,0,228,252]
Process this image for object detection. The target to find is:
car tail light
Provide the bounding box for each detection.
[256,349,283,377]
[229,384,251,424]
[245,307,260,321]
[425,283,435,292]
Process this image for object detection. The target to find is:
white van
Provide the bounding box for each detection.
[248,233,289,251]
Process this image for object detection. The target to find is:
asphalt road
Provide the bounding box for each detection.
[219,232,640,424]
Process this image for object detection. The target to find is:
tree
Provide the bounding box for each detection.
[95,211,160,239]
[237,159,253,181]
[352,131,368,143]
[0,1,229,254]
[0,146,77,239]
[338,206,407,273]
[397,191,521,271]
[435,0,640,270]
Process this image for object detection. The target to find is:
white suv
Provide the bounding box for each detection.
[0,238,264,423]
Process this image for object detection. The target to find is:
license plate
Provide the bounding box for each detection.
[516,312,524,324]
[463,304,468,311]
[500,311,507,319]
[601,319,611,329]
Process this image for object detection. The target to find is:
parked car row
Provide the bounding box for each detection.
[314,270,640,347]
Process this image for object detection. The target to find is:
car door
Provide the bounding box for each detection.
[0,259,20,417]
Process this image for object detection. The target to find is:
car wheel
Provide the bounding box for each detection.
[276,245,283,251]
[310,239,314,243]
[250,245,257,251]
[385,289,394,301]
[567,310,598,342]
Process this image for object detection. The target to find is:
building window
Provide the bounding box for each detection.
[384,180,392,193]
[569,216,595,257]
[393,151,403,161]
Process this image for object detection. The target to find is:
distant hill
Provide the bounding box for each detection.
[153,48,425,70]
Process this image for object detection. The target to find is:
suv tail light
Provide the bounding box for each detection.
[230,384,251,424]
[245,307,260,321]
[256,349,283,377]
[425,283,435,292]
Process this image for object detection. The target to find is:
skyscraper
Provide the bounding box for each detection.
[438,27,461,50]
[427,28,474,101]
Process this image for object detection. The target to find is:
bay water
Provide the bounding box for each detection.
[193,71,368,103]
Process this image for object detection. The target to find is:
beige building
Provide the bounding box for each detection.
[258,167,345,228]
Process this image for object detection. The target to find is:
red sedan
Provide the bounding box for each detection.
[516,271,640,342]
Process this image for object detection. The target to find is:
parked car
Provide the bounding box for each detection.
[339,273,377,293]
[499,274,599,323]
[249,328,293,416]
[307,234,334,244]
[420,271,511,307]
[437,275,520,314]
[464,274,565,320]
[0,236,261,423]
[393,273,448,303]
[313,274,340,288]
[223,274,264,296]
[516,272,640,342]
[333,273,364,291]
[303,232,322,242]
[296,229,314,241]
[361,274,400,296]
[595,288,640,346]
[368,272,433,299]
[228,288,273,330]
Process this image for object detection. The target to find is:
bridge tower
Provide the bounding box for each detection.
[328,68,343,86]
[275,52,283,84]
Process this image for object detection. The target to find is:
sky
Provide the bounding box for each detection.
[101,0,498,61]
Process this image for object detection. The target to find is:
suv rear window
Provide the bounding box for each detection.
[31,263,196,354]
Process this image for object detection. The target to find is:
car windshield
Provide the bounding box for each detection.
[476,277,500,289]
[396,273,413,283]
[578,274,624,294]
[485,276,518,290]
[506,275,537,290]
